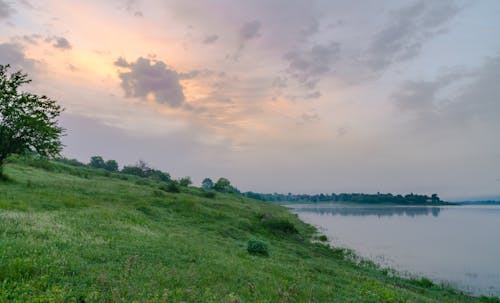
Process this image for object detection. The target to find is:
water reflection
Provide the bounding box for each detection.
[293,205,441,217]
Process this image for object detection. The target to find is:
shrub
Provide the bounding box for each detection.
[410,277,434,288]
[262,218,298,234]
[135,179,149,186]
[318,235,328,242]
[55,157,86,167]
[160,182,180,193]
[202,191,216,199]
[152,190,165,197]
[122,165,145,177]
[247,239,268,256]
[479,296,500,303]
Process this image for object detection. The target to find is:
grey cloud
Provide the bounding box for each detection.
[304,91,321,99]
[52,36,72,49]
[67,64,78,72]
[448,54,500,122]
[302,112,319,123]
[115,57,186,107]
[203,34,219,44]
[0,43,37,71]
[114,57,130,67]
[0,0,12,19]
[272,76,287,88]
[22,34,42,44]
[367,0,461,71]
[124,0,143,17]
[393,66,471,113]
[240,20,261,41]
[283,42,340,88]
[393,54,500,128]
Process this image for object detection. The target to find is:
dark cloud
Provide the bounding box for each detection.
[367,0,461,71]
[0,0,12,19]
[283,42,340,89]
[240,20,261,41]
[203,34,219,44]
[0,43,37,71]
[115,57,186,107]
[52,36,72,49]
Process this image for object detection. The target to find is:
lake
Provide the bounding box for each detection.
[290,203,500,296]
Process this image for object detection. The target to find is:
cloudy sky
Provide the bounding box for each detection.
[1,0,499,200]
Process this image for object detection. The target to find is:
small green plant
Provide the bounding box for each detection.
[247,239,268,256]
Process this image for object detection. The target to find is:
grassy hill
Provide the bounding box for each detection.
[0,157,496,302]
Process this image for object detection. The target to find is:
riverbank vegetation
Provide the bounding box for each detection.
[243,191,448,205]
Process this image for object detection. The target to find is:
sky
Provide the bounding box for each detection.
[1,0,499,200]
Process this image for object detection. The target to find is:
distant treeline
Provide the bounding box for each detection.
[55,156,239,193]
[455,200,500,205]
[242,192,444,205]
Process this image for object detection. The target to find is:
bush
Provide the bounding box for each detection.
[479,296,500,303]
[318,235,328,242]
[160,182,180,193]
[55,157,86,167]
[247,239,268,256]
[410,277,434,288]
[202,191,216,199]
[135,179,149,186]
[262,218,298,234]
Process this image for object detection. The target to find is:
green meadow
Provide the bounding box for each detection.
[0,157,496,302]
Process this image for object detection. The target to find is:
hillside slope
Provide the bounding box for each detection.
[0,158,493,302]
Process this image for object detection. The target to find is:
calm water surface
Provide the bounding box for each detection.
[290,204,500,296]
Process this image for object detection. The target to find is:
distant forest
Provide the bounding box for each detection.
[242,192,444,205]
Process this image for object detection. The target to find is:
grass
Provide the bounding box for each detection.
[0,156,495,302]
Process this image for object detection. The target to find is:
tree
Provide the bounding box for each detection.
[89,156,106,169]
[104,160,119,172]
[0,65,64,177]
[202,178,214,190]
[213,177,238,193]
[178,176,192,187]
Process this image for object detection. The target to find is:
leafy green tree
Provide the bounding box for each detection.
[178,177,192,187]
[0,65,64,178]
[202,177,214,190]
[104,160,119,172]
[213,177,238,193]
[89,156,106,169]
